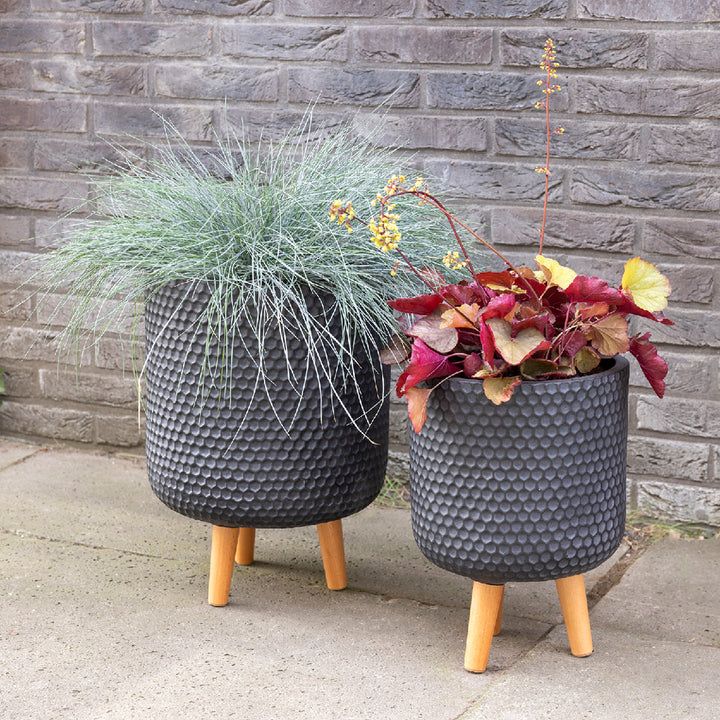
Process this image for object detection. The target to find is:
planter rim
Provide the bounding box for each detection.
[431,355,629,393]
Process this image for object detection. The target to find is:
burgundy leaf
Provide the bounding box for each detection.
[565,275,625,305]
[396,339,460,396]
[629,332,668,398]
[440,283,479,307]
[474,270,516,290]
[463,352,485,377]
[388,293,443,316]
[558,330,588,359]
[480,293,516,321]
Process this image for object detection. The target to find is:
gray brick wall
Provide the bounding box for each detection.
[1,1,718,525]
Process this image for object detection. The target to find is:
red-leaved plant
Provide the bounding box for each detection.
[330,39,672,432]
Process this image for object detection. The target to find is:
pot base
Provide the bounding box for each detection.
[464,574,593,673]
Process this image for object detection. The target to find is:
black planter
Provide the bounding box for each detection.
[144,281,389,528]
[409,357,629,584]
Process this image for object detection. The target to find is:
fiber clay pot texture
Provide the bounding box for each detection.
[409,357,629,584]
[144,281,389,528]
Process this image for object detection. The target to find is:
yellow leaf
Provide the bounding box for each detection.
[535,255,578,290]
[621,257,671,312]
[483,376,521,405]
[486,318,549,365]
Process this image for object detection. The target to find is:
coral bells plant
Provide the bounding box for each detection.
[330,39,673,432]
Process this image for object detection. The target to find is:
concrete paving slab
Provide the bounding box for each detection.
[0,533,546,720]
[0,441,623,624]
[588,537,720,645]
[6,438,708,720]
[459,629,720,720]
[0,437,40,470]
[461,537,720,720]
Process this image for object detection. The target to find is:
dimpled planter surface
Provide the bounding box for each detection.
[409,357,629,584]
[144,281,389,528]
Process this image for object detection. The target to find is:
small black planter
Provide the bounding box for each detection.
[409,357,629,670]
[409,356,629,584]
[144,281,390,529]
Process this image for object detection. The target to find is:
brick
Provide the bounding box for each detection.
[155,0,272,15]
[637,396,720,440]
[0,20,85,54]
[648,125,720,167]
[34,139,147,174]
[0,250,43,295]
[0,363,37,397]
[386,448,409,483]
[630,352,717,396]
[426,0,567,19]
[0,325,92,365]
[427,72,569,111]
[0,98,86,133]
[93,21,212,57]
[94,102,213,142]
[424,159,563,201]
[0,215,31,246]
[0,250,43,291]
[644,219,720,260]
[356,115,488,152]
[501,29,648,69]
[0,290,34,322]
[286,0,414,17]
[35,217,86,250]
[656,33,720,72]
[640,308,720,349]
[571,168,720,213]
[31,60,146,96]
[491,208,634,253]
[94,335,144,371]
[288,68,420,107]
[155,64,277,101]
[660,264,714,304]
[39,368,138,407]
[577,0,720,22]
[0,176,87,213]
[95,413,143,446]
[0,138,28,170]
[355,27,492,65]
[627,436,708,483]
[36,293,141,335]
[576,78,720,120]
[31,0,143,11]
[495,118,641,160]
[0,59,26,89]
[218,107,347,143]
[636,482,720,525]
[0,400,94,442]
[220,24,347,61]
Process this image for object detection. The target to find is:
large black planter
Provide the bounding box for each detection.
[144,281,389,529]
[409,357,629,585]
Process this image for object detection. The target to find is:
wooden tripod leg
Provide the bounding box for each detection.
[235,527,256,565]
[208,526,240,607]
[316,519,347,591]
[555,574,593,657]
[494,585,505,636]
[464,582,505,673]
